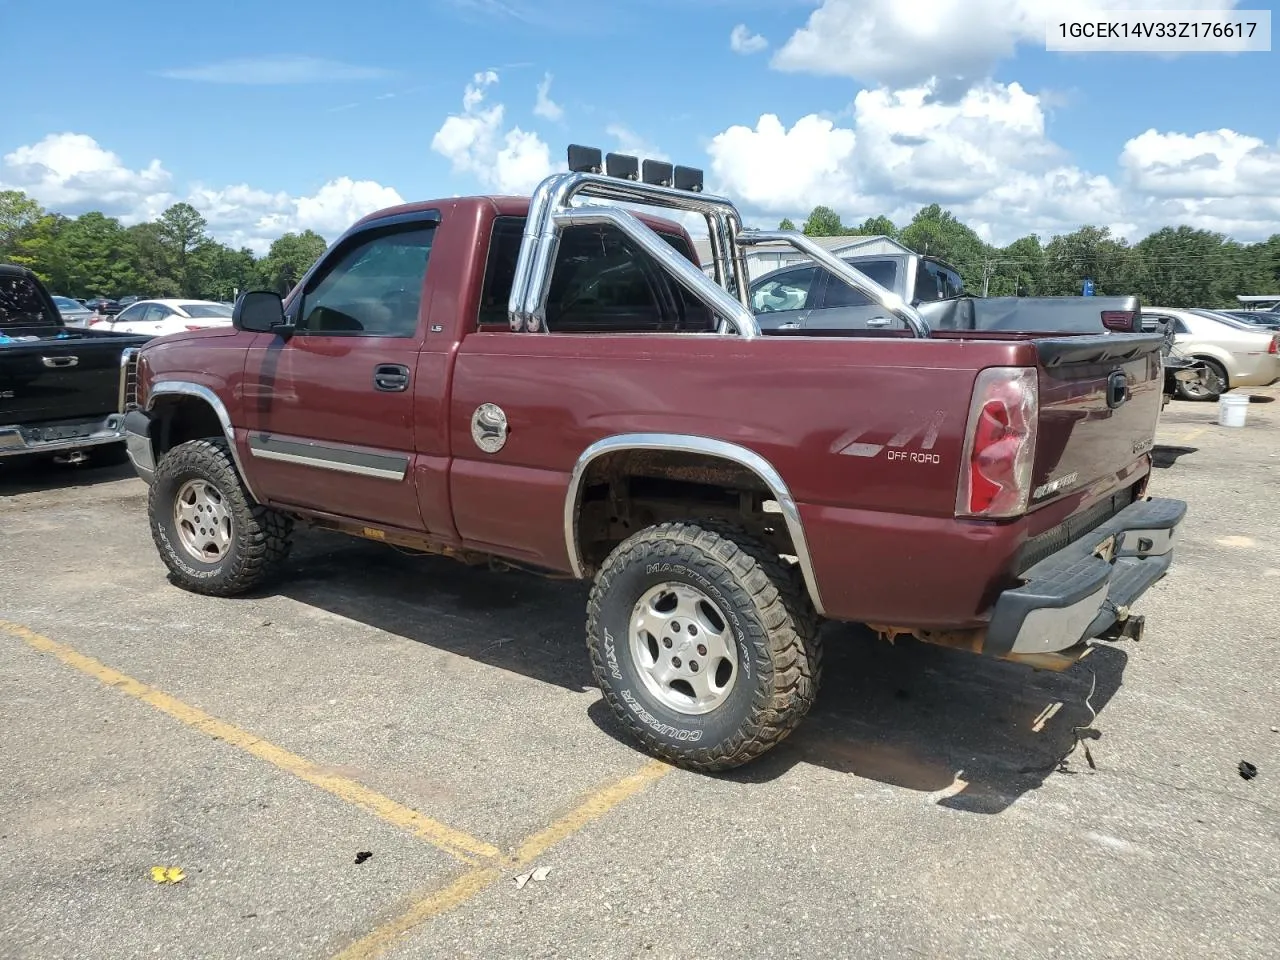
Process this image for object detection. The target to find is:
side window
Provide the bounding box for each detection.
[545,225,667,333]
[141,304,171,323]
[477,217,525,329]
[299,225,434,337]
[820,258,899,309]
[114,303,147,323]
[914,260,964,303]
[1170,317,1188,335]
[751,267,818,314]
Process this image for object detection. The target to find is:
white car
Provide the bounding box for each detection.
[90,299,233,336]
[1142,306,1280,401]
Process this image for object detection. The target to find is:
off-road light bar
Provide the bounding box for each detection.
[566,146,703,193]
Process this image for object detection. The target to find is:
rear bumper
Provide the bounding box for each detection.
[123,409,156,484]
[0,414,125,459]
[984,497,1186,657]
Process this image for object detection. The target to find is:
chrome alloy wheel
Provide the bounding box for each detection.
[630,582,738,715]
[173,478,233,562]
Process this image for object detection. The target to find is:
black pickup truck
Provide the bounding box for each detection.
[1,265,152,466]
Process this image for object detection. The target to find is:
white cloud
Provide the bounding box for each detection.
[729,24,768,55]
[1,132,403,255]
[534,72,564,121]
[705,79,1278,244]
[431,70,560,195]
[772,0,1240,91]
[1,133,174,222]
[160,55,390,84]
[708,113,860,213]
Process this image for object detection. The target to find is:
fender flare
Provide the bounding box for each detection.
[563,433,826,616]
[147,381,262,502]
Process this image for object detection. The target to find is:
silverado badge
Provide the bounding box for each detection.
[471,403,509,453]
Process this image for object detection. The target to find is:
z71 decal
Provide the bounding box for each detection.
[829,410,947,464]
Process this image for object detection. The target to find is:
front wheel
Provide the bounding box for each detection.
[586,521,822,772]
[148,438,293,596]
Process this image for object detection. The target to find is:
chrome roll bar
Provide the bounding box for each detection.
[508,170,929,338]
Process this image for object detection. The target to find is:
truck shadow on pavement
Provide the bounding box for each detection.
[591,623,1129,815]
[0,457,136,494]
[1152,445,1198,469]
[267,530,1127,815]
[270,529,599,691]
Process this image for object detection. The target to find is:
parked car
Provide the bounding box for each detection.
[117,295,145,307]
[117,154,1185,772]
[1141,306,1280,400]
[83,296,122,316]
[1,265,152,466]
[91,299,233,336]
[747,254,1141,333]
[51,295,95,328]
[1203,309,1280,331]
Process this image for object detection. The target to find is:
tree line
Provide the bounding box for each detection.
[0,189,329,301]
[4,185,1278,308]
[781,205,1280,308]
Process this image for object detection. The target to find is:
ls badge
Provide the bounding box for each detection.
[471,403,509,453]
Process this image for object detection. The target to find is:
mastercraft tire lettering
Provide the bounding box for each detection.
[585,520,822,772]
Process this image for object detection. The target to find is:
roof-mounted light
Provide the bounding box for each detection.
[567,144,603,174]
[605,153,639,181]
[641,159,673,187]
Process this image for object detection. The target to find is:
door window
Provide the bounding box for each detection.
[914,259,964,303]
[750,266,818,313]
[113,303,148,324]
[299,225,435,337]
[819,258,899,308]
[141,304,173,323]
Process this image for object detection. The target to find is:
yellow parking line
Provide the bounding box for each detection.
[1,620,500,865]
[332,759,672,960]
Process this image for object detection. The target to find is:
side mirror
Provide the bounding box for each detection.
[233,291,290,336]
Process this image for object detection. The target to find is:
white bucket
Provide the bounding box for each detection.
[1218,393,1250,428]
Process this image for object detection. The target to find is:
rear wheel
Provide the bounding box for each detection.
[148,438,293,596]
[1176,358,1227,401]
[586,520,821,772]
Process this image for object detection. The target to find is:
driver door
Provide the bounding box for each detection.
[241,219,436,532]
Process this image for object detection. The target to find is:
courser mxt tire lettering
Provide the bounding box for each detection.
[586,520,822,772]
[148,438,293,596]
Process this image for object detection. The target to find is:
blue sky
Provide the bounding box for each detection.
[3,0,1277,249]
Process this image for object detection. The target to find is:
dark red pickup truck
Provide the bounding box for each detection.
[119,151,1185,771]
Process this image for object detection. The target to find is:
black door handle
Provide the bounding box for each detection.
[373,363,410,392]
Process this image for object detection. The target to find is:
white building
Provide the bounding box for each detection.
[692,234,916,281]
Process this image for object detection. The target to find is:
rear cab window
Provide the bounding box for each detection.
[476,216,713,333]
[0,273,57,330]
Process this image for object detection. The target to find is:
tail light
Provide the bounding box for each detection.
[185,325,204,331]
[1269,336,1278,355]
[956,367,1039,519]
[1101,310,1136,332]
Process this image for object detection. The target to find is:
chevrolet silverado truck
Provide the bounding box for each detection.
[119,146,1186,772]
[2,265,152,466]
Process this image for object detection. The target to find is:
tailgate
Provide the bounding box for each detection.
[1030,334,1164,510]
[0,336,128,423]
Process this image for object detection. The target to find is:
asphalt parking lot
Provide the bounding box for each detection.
[2,387,1278,960]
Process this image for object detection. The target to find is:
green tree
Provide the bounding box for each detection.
[1,190,43,258]
[124,222,180,297]
[54,213,140,297]
[155,202,210,296]
[802,206,844,237]
[197,243,258,301]
[1042,225,1133,297]
[257,230,328,294]
[852,215,897,238]
[778,217,797,231]
[10,214,72,291]
[989,235,1046,296]
[899,204,989,290]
